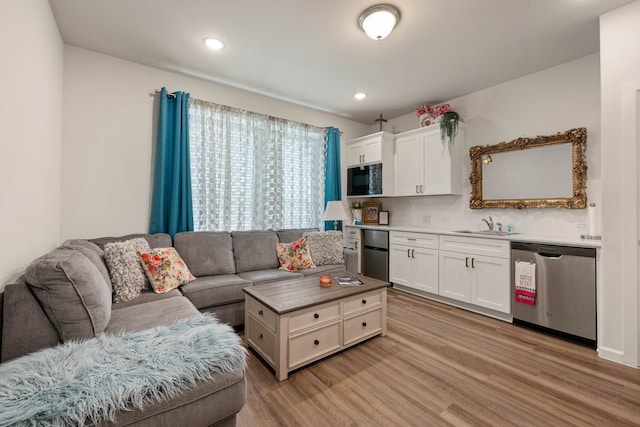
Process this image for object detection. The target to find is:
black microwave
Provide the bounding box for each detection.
[347,163,383,196]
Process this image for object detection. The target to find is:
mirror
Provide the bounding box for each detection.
[469,128,587,209]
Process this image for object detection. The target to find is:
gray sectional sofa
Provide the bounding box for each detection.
[0,227,355,426]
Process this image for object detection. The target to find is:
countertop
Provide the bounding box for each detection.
[345,224,601,248]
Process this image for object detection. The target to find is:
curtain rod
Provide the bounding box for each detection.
[150,89,176,98]
[151,89,341,134]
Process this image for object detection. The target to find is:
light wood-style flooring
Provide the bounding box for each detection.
[236,289,640,426]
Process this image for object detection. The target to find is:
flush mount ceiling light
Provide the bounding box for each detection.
[203,37,224,50]
[354,92,367,100]
[358,4,401,41]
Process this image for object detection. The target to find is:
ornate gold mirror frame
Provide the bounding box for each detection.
[469,127,587,209]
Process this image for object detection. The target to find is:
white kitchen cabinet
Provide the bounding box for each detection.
[394,124,463,196]
[389,231,438,294]
[343,226,362,274]
[438,235,510,314]
[346,131,394,167]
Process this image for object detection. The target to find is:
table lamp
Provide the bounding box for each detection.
[322,201,351,230]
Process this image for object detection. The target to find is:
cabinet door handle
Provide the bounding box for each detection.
[314,339,320,346]
[258,309,263,315]
[362,322,367,327]
[355,241,358,250]
[472,258,476,268]
[465,257,469,268]
[362,299,367,305]
[314,313,319,319]
[259,333,263,340]
[407,249,411,258]
[420,185,424,193]
[412,249,415,258]
[416,185,419,194]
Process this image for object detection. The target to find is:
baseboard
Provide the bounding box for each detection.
[597,346,625,365]
[392,284,513,323]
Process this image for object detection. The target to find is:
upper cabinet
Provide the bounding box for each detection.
[346,131,395,197]
[394,125,464,196]
[346,131,394,167]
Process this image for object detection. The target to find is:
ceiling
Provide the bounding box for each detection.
[49,0,633,125]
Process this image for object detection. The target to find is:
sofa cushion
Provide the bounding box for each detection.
[231,231,280,273]
[301,264,347,276]
[104,238,152,303]
[105,296,200,335]
[275,237,316,271]
[304,231,345,266]
[90,233,172,250]
[60,239,105,257]
[180,275,252,309]
[59,242,113,292]
[110,289,182,309]
[140,248,196,293]
[276,228,318,244]
[24,247,112,341]
[237,269,303,286]
[173,231,236,276]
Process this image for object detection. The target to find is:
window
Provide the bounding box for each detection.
[189,99,326,231]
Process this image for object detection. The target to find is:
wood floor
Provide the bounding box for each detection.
[236,289,640,426]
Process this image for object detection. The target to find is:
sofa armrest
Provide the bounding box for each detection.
[343,249,358,274]
[1,280,60,362]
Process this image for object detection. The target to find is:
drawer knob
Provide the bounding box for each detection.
[362,299,367,304]
[314,313,319,319]
[259,333,263,340]
[362,322,367,327]
[314,339,320,346]
[258,309,263,315]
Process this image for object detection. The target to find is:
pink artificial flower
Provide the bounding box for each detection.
[433,104,453,117]
[415,103,433,117]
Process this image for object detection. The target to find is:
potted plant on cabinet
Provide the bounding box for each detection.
[433,104,460,147]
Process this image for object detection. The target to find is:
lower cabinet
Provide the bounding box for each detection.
[389,231,439,293]
[438,235,510,314]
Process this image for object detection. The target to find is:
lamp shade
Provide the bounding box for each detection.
[322,201,351,222]
[358,4,401,41]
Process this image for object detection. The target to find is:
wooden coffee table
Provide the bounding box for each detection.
[243,275,389,381]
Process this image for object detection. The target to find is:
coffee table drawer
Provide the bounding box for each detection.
[344,308,382,345]
[289,301,340,333]
[248,298,276,331]
[343,290,382,315]
[289,322,341,368]
[247,316,276,365]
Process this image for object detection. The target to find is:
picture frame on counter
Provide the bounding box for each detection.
[378,210,389,225]
[362,202,382,224]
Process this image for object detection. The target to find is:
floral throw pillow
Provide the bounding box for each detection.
[275,237,316,271]
[139,247,196,293]
[104,238,152,303]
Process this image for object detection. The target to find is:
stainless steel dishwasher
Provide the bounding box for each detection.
[362,229,388,281]
[511,242,596,343]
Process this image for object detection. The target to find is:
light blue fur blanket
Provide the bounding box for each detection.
[0,314,246,427]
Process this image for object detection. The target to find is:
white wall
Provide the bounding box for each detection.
[364,54,601,239]
[600,1,640,366]
[0,2,63,290]
[61,46,370,240]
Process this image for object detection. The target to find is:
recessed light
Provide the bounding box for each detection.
[354,92,367,100]
[203,37,224,50]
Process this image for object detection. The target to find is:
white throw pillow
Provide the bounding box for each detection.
[303,231,344,266]
[104,238,152,303]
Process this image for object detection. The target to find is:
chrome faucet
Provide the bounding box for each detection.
[482,216,494,231]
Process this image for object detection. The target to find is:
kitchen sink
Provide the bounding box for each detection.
[452,229,520,236]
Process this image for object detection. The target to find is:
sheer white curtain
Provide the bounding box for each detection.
[189,99,326,231]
